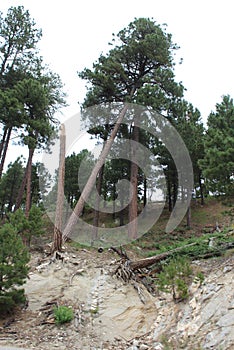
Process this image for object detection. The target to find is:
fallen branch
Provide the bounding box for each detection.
[69,269,85,285]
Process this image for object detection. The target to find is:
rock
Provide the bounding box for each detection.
[216,310,234,327]
[223,265,232,273]
[132,339,139,346]
[189,296,197,309]
[153,343,164,350]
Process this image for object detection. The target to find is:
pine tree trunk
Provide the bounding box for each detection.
[52,124,66,252]
[167,178,173,212]
[62,102,132,242]
[186,204,191,228]
[199,172,204,205]
[173,181,177,208]
[0,127,12,179]
[92,164,105,243]
[112,182,116,220]
[128,124,139,240]
[0,127,8,161]
[143,176,147,207]
[14,157,30,211]
[25,148,34,218]
[92,129,108,241]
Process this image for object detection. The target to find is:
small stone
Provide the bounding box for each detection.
[154,343,164,350]
[133,339,139,346]
[189,296,197,309]
[223,265,232,273]
[139,344,149,350]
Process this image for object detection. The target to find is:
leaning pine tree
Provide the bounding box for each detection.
[62,17,184,242]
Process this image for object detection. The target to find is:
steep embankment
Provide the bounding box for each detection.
[0,246,233,350]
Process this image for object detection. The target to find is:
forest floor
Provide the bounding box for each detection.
[0,197,233,350]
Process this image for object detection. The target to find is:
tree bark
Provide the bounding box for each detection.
[198,172,204,205]
[52,124,66,252]
[62,100,134,242]
[0,127,12,179]
[143,176,147,208]
[128,124,139,240]
[186,205,191,228]
[25,148,34,217]
[92,164,105,243]
[14,156,31,211]
[0,127,8,161]
[167,178,172,212]
[92,127,108,241]
[173,181,177,208]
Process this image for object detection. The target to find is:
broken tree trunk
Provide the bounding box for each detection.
[52,124,66,253]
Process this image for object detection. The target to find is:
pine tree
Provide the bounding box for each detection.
[68,17,184,241]
[0,223,30,314]
[200,95,234,195]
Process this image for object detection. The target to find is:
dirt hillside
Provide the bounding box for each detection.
[0,244,233,350]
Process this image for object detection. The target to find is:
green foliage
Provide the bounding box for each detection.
[79,18,183,108]
[200,95,234,195]
[0,5,42,76]
[194,271,205,286]
[53,305,74,325]
[0,6,66,212]
[156,257,193,301]
[9,205,45,245]
[64,150,94,208]
[0,223,30,315]
[0,158,24,214]
[78,17,186,225]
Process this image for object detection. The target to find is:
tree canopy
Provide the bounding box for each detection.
[200,95,234,195]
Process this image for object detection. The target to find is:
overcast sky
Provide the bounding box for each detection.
[2,0,234,126]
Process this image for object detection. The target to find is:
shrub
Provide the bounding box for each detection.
[0,223,30,315]
[53,305,74,325]
[156,257,193,301]
[9,205,45,246]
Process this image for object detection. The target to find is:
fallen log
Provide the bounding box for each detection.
[129,242,197,270]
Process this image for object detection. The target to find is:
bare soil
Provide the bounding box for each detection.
[0,245,233,350]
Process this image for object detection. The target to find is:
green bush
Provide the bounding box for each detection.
[53,305,74,325]
[0,289,26,314]
[9,205,45,246]
[0,223,30,315]
[156,257,193,301]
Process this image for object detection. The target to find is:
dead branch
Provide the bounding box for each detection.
[110,246,130,260]
[69,269,85,285]
[132,282,146,304]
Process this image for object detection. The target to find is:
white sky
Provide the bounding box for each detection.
[2,0,234,123]
[1,0,234,166]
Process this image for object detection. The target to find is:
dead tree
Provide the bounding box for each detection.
[112,243,197,282]
[52,124,66,253]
